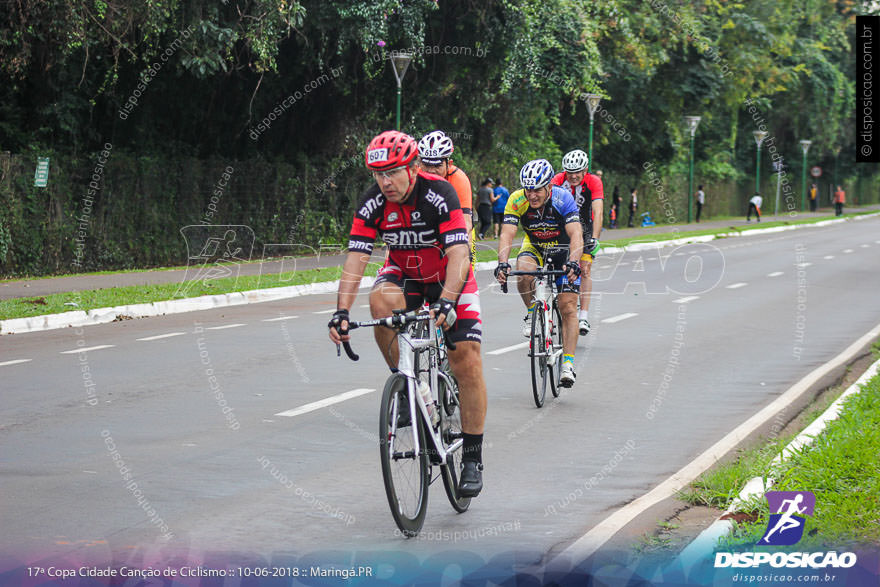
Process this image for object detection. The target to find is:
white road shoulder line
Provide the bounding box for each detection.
[726,282,748,289]
[551,321,880,565]
[601,313,638,324]
[487,341,529,356]
[205,324,246,330]
[137,332,185,341]
[0,359,32,366]
[672,296,699,304]
[275,388,376,417]
[767,272,784,277]
[261,315,299,322]
[60,345,115,354]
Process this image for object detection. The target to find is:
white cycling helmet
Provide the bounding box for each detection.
[418,130,454,164]
[519,159,554,189]
[562,149,589,172]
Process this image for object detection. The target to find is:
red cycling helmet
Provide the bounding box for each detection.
[365,130,418,171]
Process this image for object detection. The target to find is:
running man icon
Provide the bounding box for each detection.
[760,491,816,546]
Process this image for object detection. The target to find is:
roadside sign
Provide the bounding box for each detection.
[34,157,50,187]
[810,166,822,178]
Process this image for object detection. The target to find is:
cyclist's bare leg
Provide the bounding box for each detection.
[515,255,539,309]
[557,292,579,356]
[579,256,593,313]
[369,282,406,368]
[447,341,487,434]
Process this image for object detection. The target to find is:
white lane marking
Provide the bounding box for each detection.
[0,359,32,366]
[313,309,338,315]
[672,296,699,304]
[843,249,854,253]
[861,244,870,248]
[617,262,630,266]
[796,262,813,268]
[275,388,376,417]
[552,321,880,564]
[487,341,530,356]
[767,272,784,277]
[262,315,299,322]
[137,332,185,341]
[726,282,748,289]
[601,313,638,324]
[60,345,115,354]
[206,324,246,330]
[823,255,834,260]
[360,304,371,308]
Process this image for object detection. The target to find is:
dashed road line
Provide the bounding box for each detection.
[205,324,246,330]
[601,313,638,324]
[796,262,813,268]
[726,282,748,289]
[275,388,376,417]
[767,272,784,277]
[487,341,530,356]
[60,345,115,354]
[136,332,185,341]
[313,309,338,315]
[823,255,834,260]
[843,249,854,253]
[861,244,870,248]
[672,296,700,304]
[261,315,299,322]
[0,359,32,367]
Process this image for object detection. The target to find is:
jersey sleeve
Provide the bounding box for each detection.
[347,186,383,254]
[447,167,473,213]
[432,180,469,249]
[554,188,581,224]
[586,174,604,200]
[502,189,526,225]
[551,172,566,187]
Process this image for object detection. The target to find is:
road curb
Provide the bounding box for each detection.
[675,356,880,571]
[3,212,878,335]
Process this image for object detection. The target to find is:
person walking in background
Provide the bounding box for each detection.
[476,177,495,239]
[833,185,845,216]
[627,187,638,227]
[492,178,510,239]
[747,192,762,222]
[609,186,620,228]
[809,183,818,212]
[695,185,705,222]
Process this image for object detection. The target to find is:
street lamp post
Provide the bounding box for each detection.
[585,94,602,173]
[753,130,768,196]
[684,116,701,223]
[799,140,812,212]
[390,52,413,130]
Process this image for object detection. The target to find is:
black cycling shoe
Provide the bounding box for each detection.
[458,460,484,497]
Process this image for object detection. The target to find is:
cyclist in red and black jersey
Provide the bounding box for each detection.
[551,149,604,335]
[328,130,487,497]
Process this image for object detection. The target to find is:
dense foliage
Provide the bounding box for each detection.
[0,0,873,275]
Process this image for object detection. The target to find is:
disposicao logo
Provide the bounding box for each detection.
[714,491,858,569]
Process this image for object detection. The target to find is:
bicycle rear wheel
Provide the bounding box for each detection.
[530,304,549,407]
[550,301,564,398]
[438,360,470,513]
[379,374,429,536]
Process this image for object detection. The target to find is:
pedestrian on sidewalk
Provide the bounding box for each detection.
[477,177,495,239]
[610,186,620,228]
[747,192,762,222]
[492,178,510,239]
[695,185,705,222]
[627,187,638,227]
[809,183,818,212]
[833,185,845,216]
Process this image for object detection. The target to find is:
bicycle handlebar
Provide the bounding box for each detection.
[499,268,569,293]
[336,310,456,361]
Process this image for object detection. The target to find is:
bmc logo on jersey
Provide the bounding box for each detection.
[424,190,449,214]
[382,230,436,247]
[367,148,389,163]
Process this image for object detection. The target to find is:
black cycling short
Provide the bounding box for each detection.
[373,264,482,344]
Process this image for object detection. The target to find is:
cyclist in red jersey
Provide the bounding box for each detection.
[551,149,604,335]
[328,130,487,497]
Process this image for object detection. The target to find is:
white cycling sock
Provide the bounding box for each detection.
[578,310,589,321]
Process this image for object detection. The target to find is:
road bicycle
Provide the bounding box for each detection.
[501,265,567,407]
[338,308,469,536]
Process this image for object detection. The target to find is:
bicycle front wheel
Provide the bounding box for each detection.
[379,374,429,536]
[530,304,549,407]
[550,301,564,398]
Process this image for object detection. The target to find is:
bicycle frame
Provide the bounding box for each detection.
[528,275,564,366]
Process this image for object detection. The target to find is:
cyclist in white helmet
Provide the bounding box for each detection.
[494,159,583,387]
[551,149,604,335]
[418,130,476,266]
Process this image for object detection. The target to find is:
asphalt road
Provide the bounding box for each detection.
[2,216,879,577]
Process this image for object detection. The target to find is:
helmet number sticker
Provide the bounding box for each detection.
[368,148,389,163]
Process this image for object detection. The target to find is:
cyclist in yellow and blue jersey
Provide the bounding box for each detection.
[494,159,583,387]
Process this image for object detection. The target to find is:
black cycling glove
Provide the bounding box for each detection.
[430,298,457,327]
[564,261,581,277]
[328,309,350,333]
